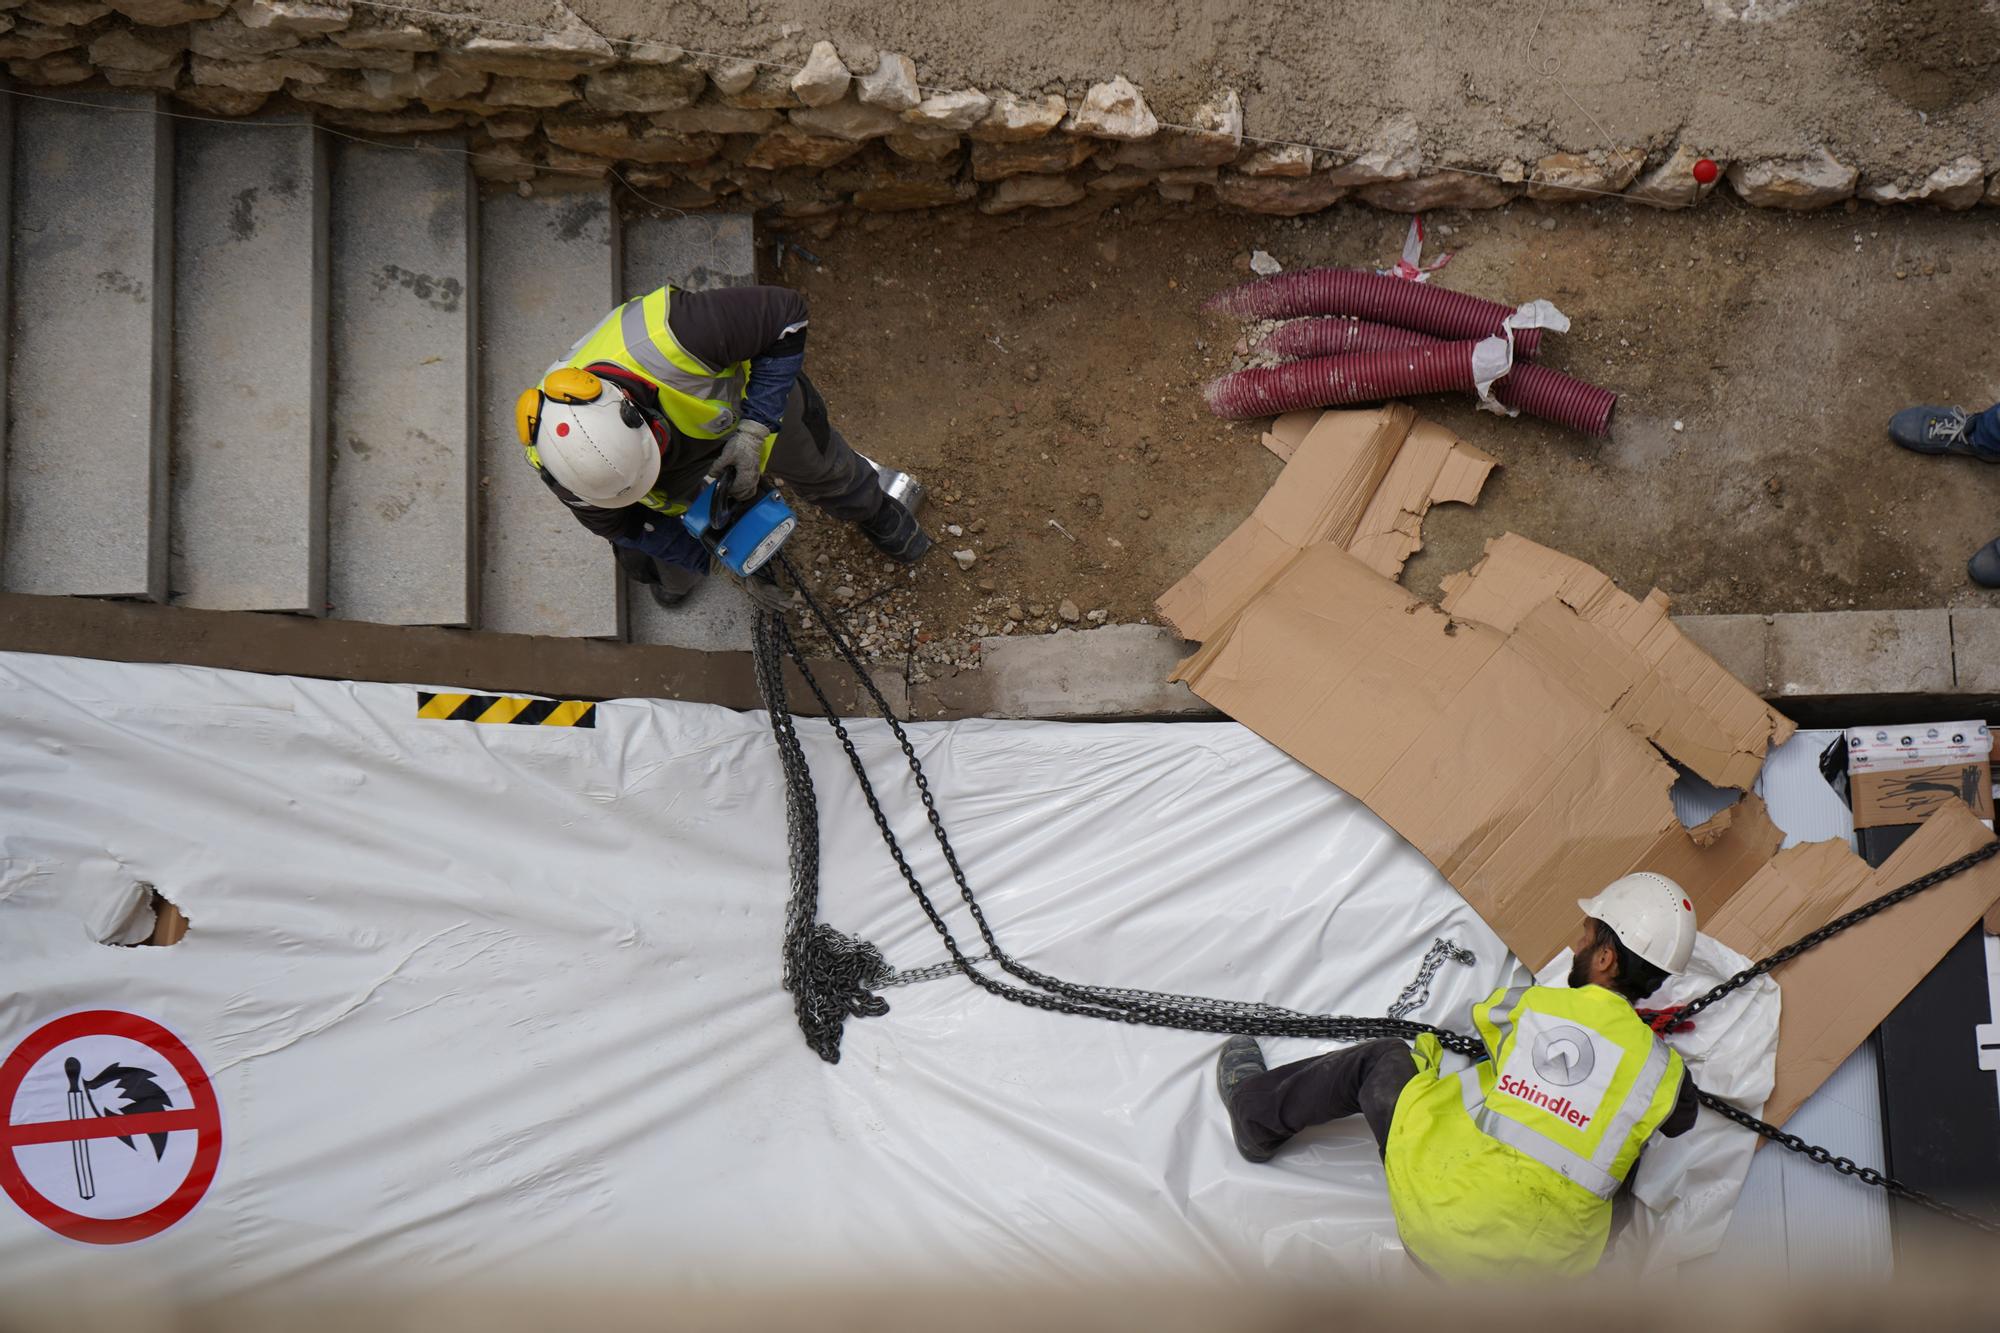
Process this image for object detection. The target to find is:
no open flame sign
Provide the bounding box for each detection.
[0,1011,222,1244]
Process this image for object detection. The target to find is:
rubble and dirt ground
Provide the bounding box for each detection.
[747,195,2000,675]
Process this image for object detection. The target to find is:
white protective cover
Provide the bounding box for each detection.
[0,653,1773,1293]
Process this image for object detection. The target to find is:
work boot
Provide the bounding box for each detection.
[1970,537,2000,589]
[1215,1036,1276,1164]
[648,562,705,609]
[1889,405,1992,459]
[860,497,932,564]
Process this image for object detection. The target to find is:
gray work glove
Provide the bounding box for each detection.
[710,420,773,501]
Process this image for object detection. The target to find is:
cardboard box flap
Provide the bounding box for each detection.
[1442,534,1792,790]
[1707,804,2000,1124]
[1347,417,1498,580]
[1262,410,1321,461]
[1158,406,1496,641]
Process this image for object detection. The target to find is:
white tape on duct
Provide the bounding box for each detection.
[0,652,1771,1291]
[1471,300,1573,413]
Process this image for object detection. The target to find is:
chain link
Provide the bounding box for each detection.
[752,550,2000,1233]
[1388,940,1477,1020]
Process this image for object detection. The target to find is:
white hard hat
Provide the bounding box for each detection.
[533,386,658,508]
[1578,872,1697,974]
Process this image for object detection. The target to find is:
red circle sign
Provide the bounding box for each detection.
[0,1011,222,1244]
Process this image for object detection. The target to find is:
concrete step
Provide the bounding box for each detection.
[620,211,758,652]
[0,89,13,580]
[170,117,328,612]
[477,187,624,639]
[4,92,172,600]
[327,137,477,626]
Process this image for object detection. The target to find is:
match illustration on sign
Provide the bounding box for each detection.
[60,1056,174,1203]
[3,1011,222,1245]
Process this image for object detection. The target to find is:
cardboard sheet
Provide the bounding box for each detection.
[1708,803,2000,1124]
[1158,405,2000,1118]
[1160,405,1497,638]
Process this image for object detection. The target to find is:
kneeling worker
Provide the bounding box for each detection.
[517,282,930,606]
[1215,873,1700,1278]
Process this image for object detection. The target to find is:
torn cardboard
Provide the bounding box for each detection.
[1708,802,2000,1124]
[1158,404,2000,1120]
[1160,406,1792,968]
[1161,404,1497,638]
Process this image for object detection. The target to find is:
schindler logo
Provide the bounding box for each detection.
[1495,1073,1596,1128]
[1531,1025,1596,1086]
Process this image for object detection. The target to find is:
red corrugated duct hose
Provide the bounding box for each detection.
[1255,317,1438,359]
[1208,268,1547,359]
[1206,340,1617,436]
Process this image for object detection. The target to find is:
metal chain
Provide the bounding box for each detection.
[752,550,2000,1233]
[1694,1088,2000,1233]
[1672,837,2000,1028]
[1388,940,1477,1020]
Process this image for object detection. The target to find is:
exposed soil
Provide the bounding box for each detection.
[508,0,2000,176]
[745,193,2000,674]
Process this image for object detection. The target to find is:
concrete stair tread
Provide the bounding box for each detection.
[477,188,623,639]
[5,91,172,600]
[171,116,327,613]
[328,136,476,626]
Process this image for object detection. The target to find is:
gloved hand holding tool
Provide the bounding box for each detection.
[713,420,773,501]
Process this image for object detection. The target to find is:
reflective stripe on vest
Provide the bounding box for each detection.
[1468,986,1681,1197]
[566,287,748,440]
[1456,1065,1619,1198]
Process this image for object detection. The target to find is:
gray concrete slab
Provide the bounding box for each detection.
[621,211,755,296]
[1672,613,1773,695]
[927,624,1216,720]
[327,137,477,626]
[1948,609,2000,693]
[477,188,623,638]
[5,92,172,600]
[171,117,327,612]
[1767,609,1954,698]
[622,210,758,652]
[0,91,12,575]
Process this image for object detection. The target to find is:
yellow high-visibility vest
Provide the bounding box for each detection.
[1383,983,1685,1278]
[566,286,749,441]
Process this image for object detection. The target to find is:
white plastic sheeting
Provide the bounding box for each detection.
[0,652,1773,1292]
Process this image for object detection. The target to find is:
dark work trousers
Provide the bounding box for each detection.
[1229,1038,1419,1159]
[626,374,889,594]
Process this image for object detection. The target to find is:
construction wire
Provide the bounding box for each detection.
[344,0,1664,205]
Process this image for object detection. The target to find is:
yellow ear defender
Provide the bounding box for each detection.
[514,368,607,444]
[543,367,605,404]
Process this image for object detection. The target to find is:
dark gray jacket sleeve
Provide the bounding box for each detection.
[665,285,809,370]
[667,286,810,431]
[1657,1071,1698,1139]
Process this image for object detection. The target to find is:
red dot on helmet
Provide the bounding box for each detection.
[555,422,570,437]
[1682,898,1692,911]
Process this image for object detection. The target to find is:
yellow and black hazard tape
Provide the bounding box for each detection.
[416,691,597,728]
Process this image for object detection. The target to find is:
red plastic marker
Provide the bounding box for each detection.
[1692,157,1719,185]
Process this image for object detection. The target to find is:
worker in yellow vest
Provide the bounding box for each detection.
[516,283,930,607]
[1215,873,1700,1277]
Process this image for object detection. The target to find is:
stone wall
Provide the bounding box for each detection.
[5,1,1998,227]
